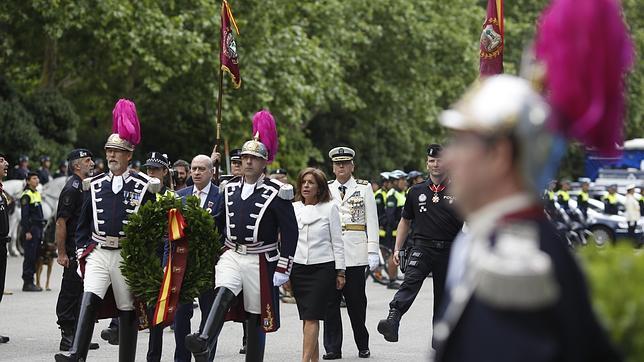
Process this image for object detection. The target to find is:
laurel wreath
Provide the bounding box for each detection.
[120,193,219,305]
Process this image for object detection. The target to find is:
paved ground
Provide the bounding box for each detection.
[0,256,434,361]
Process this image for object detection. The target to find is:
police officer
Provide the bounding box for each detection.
[577,179,591,219]
[11,155,30,180]
[603,184,620,215]
[37,155,52,185]
[54,160,69,179]
[229,148,243,177]
[377,145,463,344]
[374,173,390,249]
[185,124,298,362]
[323,146,379,360]
[0,152,11,343]
[270,168,289,184]
[407,170,425,186]
[434,74,619,361]
[55,99,157,362]
[54,149,99,352]
[384,170,407,290]
[543,180,557,217]
[20,171,45,292]
[557,179,572,211]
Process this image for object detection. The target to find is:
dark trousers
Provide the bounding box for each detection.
[0,241,6,304]
[389,243,451,324]
[324,265,369,353]
[21,227,41,284]
[147,306,165,362]
[174,288,216,362]
[56,259,83,327]
[628,221,637,242]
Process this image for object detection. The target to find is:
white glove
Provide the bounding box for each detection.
[368,252,380,271]
[273,272,289,287]
[76,247,85,261]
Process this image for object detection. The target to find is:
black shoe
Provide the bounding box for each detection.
[89,342,100,350]
[359,349,371,358]
[322,352,342,360]
[0,335,9,343]
[377,308,402,342]
[387,281,401,290]
[22,283,42,292]
[100,326,119,345]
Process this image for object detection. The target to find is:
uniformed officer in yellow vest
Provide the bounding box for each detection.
[20,171,46,292]
[577,178,591,219]
[603,184,620,215]
[556,179,572,211]
[543,180,557,217]
[374,172,391,245]
[384,170,407,290]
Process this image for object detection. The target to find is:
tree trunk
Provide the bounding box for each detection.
[40,35,58,89]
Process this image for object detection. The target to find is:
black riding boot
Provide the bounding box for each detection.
[118,310,138,362]
[245,314,266,362]
[54,292,102,361]
[185,287,236,362]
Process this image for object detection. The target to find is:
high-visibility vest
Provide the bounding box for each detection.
[603,193,618,205]
[579,191,589,202]
[557,190,570,202]
[21,189,42,205]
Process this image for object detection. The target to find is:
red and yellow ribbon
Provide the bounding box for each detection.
[153,208,189,326]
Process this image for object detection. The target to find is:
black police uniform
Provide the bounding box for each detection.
[54,173,86,349]
[379,179,462,342]
[20,184,46,289]
[0,186,10,343]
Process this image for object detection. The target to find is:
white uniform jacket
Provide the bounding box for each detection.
[329,177,379,267]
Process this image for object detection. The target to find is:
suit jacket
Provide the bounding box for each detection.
[329,177,379,267]
[176,181,224,232]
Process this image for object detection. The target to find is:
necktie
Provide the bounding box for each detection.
[339,186,347,199]
[112,176,123,194]
[197,190,205,207]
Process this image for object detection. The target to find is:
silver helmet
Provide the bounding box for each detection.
[240,132,268,160]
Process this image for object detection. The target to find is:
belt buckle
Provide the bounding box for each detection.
[105,236,119,248]
[234,244,247,255]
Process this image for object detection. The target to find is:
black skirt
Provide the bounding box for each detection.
[290,261,336,320]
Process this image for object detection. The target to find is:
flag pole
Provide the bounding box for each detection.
[214,67,224,182]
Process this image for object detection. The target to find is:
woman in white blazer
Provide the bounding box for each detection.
[290,168,345,362]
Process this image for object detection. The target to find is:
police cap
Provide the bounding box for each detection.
[230,148,242,162]
[427,144,443,158]
[329,147,355,162]
[67,149,93,162]
[144,152,170,169]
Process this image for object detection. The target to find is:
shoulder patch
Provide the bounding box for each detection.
[21,195,29,206]
[278,184,294,200]
[473,222,559,310]
[356,179,369,185]
[72,179,80,189]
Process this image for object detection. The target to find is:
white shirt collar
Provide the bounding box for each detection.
[194,181,212,196]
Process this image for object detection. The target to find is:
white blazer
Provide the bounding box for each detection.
[293,201,345,270]
[329,177,379,267]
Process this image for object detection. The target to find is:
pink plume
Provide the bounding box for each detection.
[111,99,141,146]
[535,0,634,156]
[252,110,278,163]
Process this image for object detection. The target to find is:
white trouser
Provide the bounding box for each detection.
[215,250,261,314]
[84,247,134,311]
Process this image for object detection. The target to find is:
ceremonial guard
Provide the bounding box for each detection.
[377,145,463,345]
[432,0,631,356]
[54,149,100,352]
[55,99,158,362]
[323,146,379,360]
[174,154,223,362]
[20,171,45,292]
[0,152,11,343]
[185,111,297,362]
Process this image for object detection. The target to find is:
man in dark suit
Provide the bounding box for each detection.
[173,154,223,362]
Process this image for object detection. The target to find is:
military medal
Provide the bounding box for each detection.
[429,184,446,204]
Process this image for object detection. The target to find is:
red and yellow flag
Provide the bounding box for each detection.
[221,0,241,88]
[479,0,504,76]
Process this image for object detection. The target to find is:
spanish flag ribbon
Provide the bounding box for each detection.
[152,208,189,326]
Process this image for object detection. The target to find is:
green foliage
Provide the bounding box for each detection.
[578,245,644,361]
[0,0,641,178]
[120,193,219,306]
